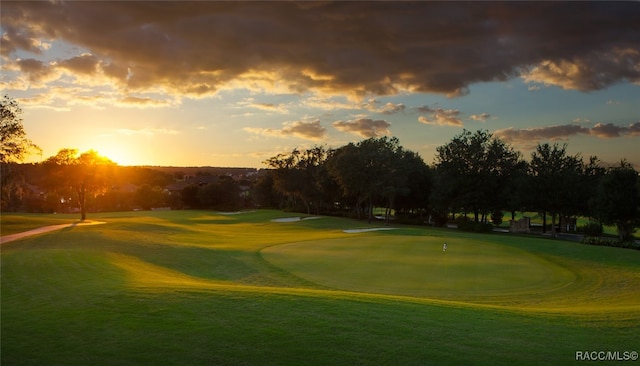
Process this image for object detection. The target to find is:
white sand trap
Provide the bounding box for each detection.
[343,227,396,233]
[217,211,256,215]
[271,216,323,223]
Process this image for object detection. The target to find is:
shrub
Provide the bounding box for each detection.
[490,210,503,226]
[580,236,640,250]
[455,216,493,233]
[579,221,603,237]
[394,213,425,225]
[430,211,449,227]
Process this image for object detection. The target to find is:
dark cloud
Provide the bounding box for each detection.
[629,122,640,136]
[16,58,55,83]
[57,53,100,75]
[590,122,640,138]
[590,122,624,138]
[332,118,391,138]
[414,106,434,114]
[496,122,640,147]
[2,1,639,99]
[495,125,589,145]
[0,25,46,56]
[521,49,640,91]
[13,58,40,72]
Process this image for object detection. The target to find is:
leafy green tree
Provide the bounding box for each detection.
[326,142,370,218]
[433,130,480,219]
[327,137,418,222]
[252,171,281,208]
[215,175,241,211]
[503,159,529,221]
[484,136,526,219]
[528,143,583,236]
[264,146,332,214]
[581,156,606,219]
[394,150,432,219]
[181,184,201,208]
[197,176,241,211]
[594,161,639,241]
[1,95,40,211]
[1,95,40,164]
[434,130,523,223]
[43,149,116,221]
[135,184,168,210]
[123,167,174,187]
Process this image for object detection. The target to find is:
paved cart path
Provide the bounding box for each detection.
[0,221,106,245]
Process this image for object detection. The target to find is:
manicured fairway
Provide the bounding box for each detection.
[1,210,639,365]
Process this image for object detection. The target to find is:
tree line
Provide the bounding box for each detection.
[2,150,254,218]
[259,131,639,242]
[1,95,638,242]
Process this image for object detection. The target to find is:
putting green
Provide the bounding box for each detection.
[262,236,578,303]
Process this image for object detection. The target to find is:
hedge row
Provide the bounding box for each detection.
[581,236,640,250]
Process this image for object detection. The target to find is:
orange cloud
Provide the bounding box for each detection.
[522,48,640,91]
[418,108,463,127]
[332,118,391,138]
[470,113,491,122]
[244,120,327,140]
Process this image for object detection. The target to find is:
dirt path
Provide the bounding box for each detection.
[0,221,106,245]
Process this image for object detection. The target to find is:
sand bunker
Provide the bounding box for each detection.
[343,228,396,233]
[271,217,323,223]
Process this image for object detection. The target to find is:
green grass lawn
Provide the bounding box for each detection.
[1,210,638,365]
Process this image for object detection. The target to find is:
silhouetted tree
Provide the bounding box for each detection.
[327,137,418,222]
[198,176,241,211]
[581,156,606,218]
[252,171,281,208]
[264,146,332,214]
[1,96,41,211]
[135,184,168,210]
[181,184,200,208]
[394,150,433,218]
[1,95,40,164]
[529,143,582,236]
[594,161,639,241]
[434,130,523,223]
[44,149,116,220]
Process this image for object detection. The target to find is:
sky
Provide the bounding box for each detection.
[1,1,639,168]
